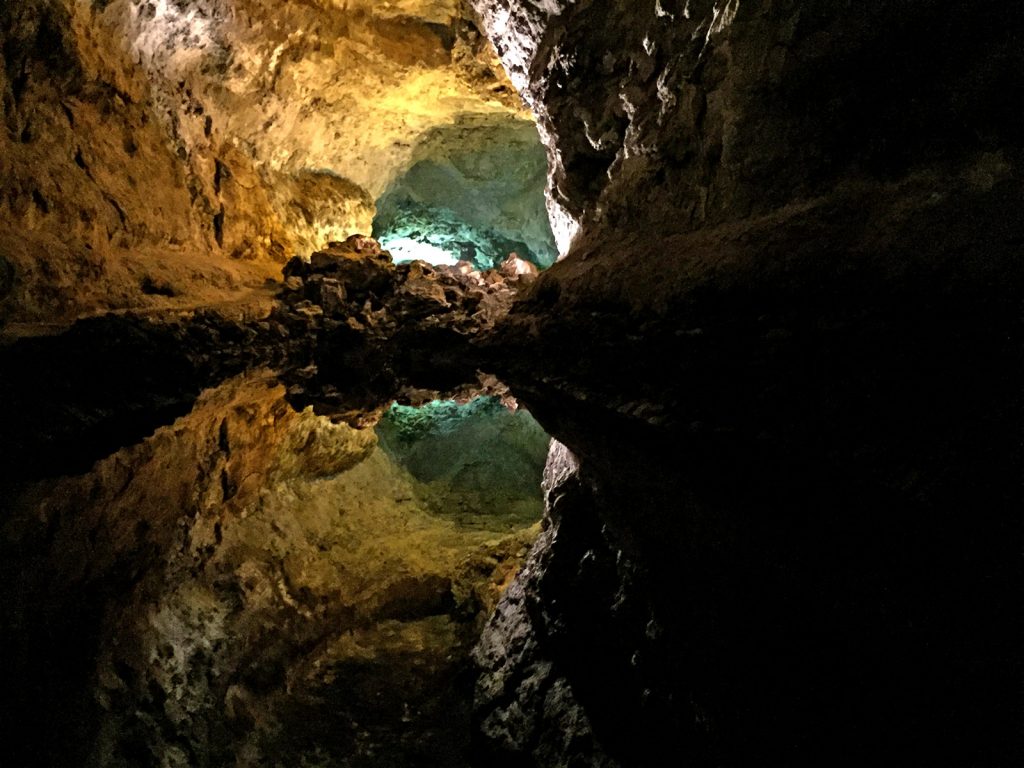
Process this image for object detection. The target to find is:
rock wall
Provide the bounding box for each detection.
[472,0,1024,254]
[468,1,1024,765]
[473,441,626,768]
[373,115,557,269]
[377,396,551,529]
[0,235,557,765]
[1,0,523,323]
[1,1,1021,765]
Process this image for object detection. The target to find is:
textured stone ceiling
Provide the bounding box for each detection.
[1,0,528,323]
[121,0,523,195]
[1,2,1021,766]
[373,115,557,269]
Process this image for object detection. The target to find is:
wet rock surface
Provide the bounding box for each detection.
[273,237,537,423]
[0,238,549,767]
[0,236,536,488]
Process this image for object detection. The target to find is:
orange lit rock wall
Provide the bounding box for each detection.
[0,0,523,323]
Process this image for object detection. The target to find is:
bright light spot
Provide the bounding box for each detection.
[546,194,580,260]
[381,238,460,266]
[131,0,215,63]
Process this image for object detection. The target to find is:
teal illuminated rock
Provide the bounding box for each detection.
[373,118,558,270]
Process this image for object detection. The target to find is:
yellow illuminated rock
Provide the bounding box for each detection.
[0,0,525,323]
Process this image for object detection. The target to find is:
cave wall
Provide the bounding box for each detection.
[373,115,557,269]
[0,1,1020,765]
[468,1,1024,765]
[472,0,1024,253]
[1,0,523,323]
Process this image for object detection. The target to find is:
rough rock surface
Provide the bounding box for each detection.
[274,236,538,422]
[377,396,551,530]
[465,1,1024,766]
[1,0,522,323]
[0,236,552,766]
[0,235,536,488]
[1,2,1022,767]
[472,0,1024,254]
[373,116,557,269]
[473,441,622,767]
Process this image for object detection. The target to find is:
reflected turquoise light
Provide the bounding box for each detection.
[375,397,550,496]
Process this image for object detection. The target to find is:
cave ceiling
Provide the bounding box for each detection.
[0,0,530,323]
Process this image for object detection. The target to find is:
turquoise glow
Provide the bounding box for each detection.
[372,119,558,271]
[380,237,461,266]
[375,398,550,522]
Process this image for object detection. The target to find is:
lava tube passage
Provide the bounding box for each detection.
[373,116,558,270]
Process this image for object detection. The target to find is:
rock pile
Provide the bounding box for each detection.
[277,235,535,331]
[0,235,538,486]
[273,235,538,422]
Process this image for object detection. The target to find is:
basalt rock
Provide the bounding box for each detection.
[471,0,1024,253]
[372,116,558,269]
[473,441,625,768]
[466,1,1024,765]
[0,234,536,489]
[1,2,1021,766]
[0,0,524,323]
[274,236,537,423]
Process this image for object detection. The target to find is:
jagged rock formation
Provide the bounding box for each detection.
[472,0,1024,254]
[473,441,625,767]
[274,237,537,422]
[0,0,522,324]
[466,1,1024,766]
[0,236,537,487]
[0,235,554,766]
[373,116,557,269]
[0,1,1021,767]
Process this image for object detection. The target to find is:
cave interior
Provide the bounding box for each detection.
[0,1,1021,767]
